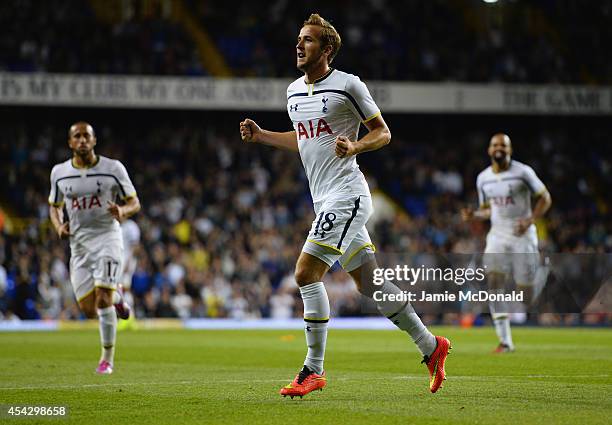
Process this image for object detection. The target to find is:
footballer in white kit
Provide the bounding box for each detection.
[50,157,136,300]
[463,133,551,352]
[287,66,378,270]
[477,158,546,283]
[49,122,141,374]
[240,14,451,398]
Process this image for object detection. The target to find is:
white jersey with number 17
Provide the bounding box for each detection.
[287,68,381,203]
[49,155,137,253]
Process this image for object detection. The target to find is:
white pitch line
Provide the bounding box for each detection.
[0,379,285,391]
[0,374,608,391]
[392,375,610,380]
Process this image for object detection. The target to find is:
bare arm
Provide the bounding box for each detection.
[49,205,70,239]
[532,190,552,219]
[461,206,491,222]
[515,190,552,235]
[107,196,141,222]
[335,115,391,158]
[240,119,298,152]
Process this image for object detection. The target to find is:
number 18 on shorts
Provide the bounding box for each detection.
[303,195,374,270]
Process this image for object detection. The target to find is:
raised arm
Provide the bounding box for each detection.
[240,118,298,152]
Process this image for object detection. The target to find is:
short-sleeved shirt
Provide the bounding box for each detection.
[287,68,380,203]
[476,160,547,237]
[49,155,137,252]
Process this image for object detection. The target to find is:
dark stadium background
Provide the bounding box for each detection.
[0,0,610,325]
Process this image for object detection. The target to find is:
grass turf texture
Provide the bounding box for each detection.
[0,327,610,424]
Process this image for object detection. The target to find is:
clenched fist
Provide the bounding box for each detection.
[514,217,533,236]
[240,119,261,143]
[335,136,356,158]
[56,222,71,239]
[107,201,125,222]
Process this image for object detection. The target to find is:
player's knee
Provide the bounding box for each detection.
[349,260,378,298]
[95,289,113,309]
[80,305,97,319]
[294,267,320,287]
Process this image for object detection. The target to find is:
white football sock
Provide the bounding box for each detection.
[376,280,437,356]
[97,306,117,363]
[492,313,514,348]
[490,294,514,348]
[300,282,329,375]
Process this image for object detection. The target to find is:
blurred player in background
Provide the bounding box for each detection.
[462,133,551,352]
[240,14,451,398]
[117,218,140,330]
[49,122,140,374]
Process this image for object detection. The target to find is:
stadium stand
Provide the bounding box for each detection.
[0,0,203,75]
[0,108,609,321]
[1,0,611,82]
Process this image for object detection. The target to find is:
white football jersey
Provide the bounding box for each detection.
[287,68,380,203]
[477,160,547,237]
[49,155,137,251]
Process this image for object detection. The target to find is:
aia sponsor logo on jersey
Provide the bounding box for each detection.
[490,196,515,206]
[297,118,333,140]
[71,195,102,210]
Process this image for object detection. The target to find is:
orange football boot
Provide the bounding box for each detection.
[280,365,327,399]
[493,343,515,353]
[421,335,451,393]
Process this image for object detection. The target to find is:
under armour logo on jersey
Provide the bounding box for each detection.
[322,97,329,113]
[289,104,299,112]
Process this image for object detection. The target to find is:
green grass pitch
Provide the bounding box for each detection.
[0,327,610,424]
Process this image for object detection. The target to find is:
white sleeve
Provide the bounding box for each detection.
[345,76,381,123]
[114,160,137,200]
[523,165,546,196]
[48,165,64,207]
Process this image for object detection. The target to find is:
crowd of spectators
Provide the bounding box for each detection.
[1,0,611,83]
[0,109,609,323]
[192,0,612,83]
[0,0,203,76]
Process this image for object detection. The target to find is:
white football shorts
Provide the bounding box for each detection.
[302,194,376,272]
[70,240,124,301]
[483,226,539,286]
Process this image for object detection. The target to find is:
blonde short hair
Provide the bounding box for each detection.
[303,13,342,64]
